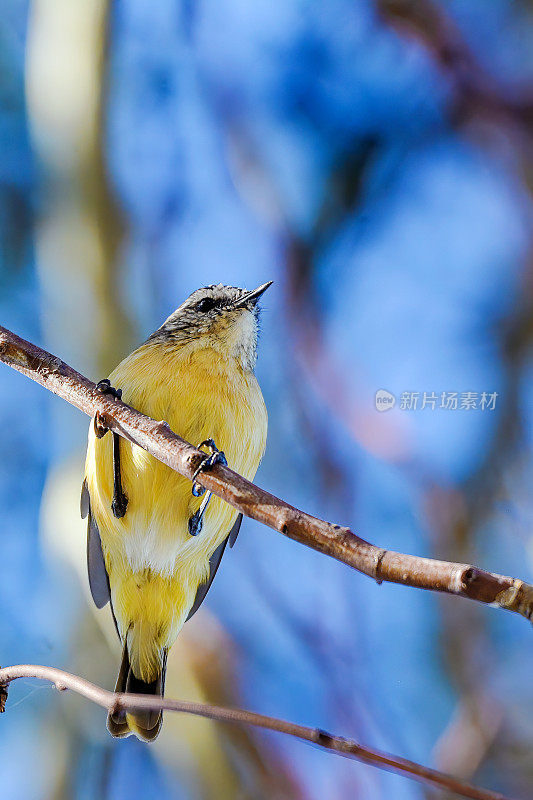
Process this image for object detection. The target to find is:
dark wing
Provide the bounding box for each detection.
[80,478,90,519]
[228,511,242,547]
[81,479,111,609]
[186,513,242,622]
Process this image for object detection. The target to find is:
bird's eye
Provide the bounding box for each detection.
[196,297,217,313]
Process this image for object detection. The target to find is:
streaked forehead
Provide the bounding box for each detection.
[184,284,245,306]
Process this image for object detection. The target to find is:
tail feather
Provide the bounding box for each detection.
[107,641,167,742]
[106,641,130,738]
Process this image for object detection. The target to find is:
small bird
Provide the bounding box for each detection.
[81,282,270,741]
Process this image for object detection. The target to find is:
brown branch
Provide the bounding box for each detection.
[0,664,514,800]
[0,324,532,623]
[376,0,533,133]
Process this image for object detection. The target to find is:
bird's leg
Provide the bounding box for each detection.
[110,431,128,519]
[94,379,128,519]
[188,439,227,536]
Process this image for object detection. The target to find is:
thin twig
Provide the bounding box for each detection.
[0,325,532,622]
[0,664,514,800]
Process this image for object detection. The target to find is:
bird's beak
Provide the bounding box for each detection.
[235,281,273,308]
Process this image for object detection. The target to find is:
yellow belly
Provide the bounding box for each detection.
[84,340,267,678]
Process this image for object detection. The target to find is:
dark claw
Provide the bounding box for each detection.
[96,379,122,401]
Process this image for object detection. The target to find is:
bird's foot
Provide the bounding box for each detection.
[189,439,227,536]
[96,378,122,401]
[94,379,123,438]
[191,439,227,498]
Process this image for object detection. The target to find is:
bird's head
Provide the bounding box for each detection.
[151,282,272,370]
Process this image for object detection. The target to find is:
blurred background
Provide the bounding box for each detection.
[1,0,533,798]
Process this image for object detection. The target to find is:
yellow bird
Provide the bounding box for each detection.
[81,282,270,741]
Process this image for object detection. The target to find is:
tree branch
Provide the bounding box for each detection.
[0,324,532,623]
[0,664,513,800]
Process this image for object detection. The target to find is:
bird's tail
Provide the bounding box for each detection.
[107,639,167,742]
